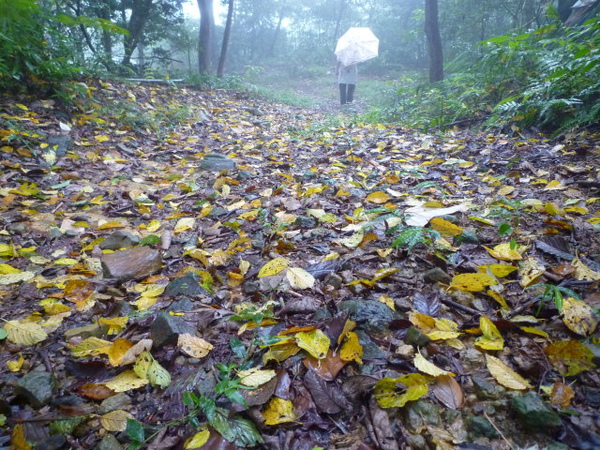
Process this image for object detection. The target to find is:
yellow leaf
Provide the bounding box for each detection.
[102,370,149,392]
[545,180,566,190]
[374,373,429,408]
[450,273,496,292]
[237,368,277,387]
[475,316,504,350]
[147,359,171,388]
[497,185,515,196]
[518,257,546,287]
[485,354,531,390]
[97,221,126,230]
[0,271,35,285]
[107,338,134,367]
[178,333,213,358]
[54,258,78,265]
[478,264,518,278]
[98,316,129,335]
[295,329,330,359]
[340,331,363,363]
[258,258,289,277]
[120,339,153,365]
[4,320,48,345]
[263,397,296,425]
[414,352,454,377]
[571,257,600,281]
[487,289,510,310]
[378,295,395,310]
[184,430,210,449]
[133,351,154,378]
[68,337,112,357]
[100,409,134,432]
[174,217,195,234]
[561,297,598,336]
[484,243,526,261]
[6,353,25,372]
[339,229,365,249]
[0,263,20,274]
[146,220,162,232]
[366,191,390,204]
[262,341,301,364]
[519,326,549,338]
[286,267,315,289]
[429,217,463,236]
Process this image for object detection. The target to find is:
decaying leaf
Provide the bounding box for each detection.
[258,258,289,277]
[485,354,532,390]
[339,331,363,364]
[475,316,505,350]
[374,373,429,408]
[184,430,210,449]
[450,273,497,292]
[237,368,277,387]
[286,267,315,289]
[263,397,297,425]
[561,297,598,336]
[4,320,48,346]
[544,340,595,376]
[100,409,134,432]
[178,333,213,359]
[414,352,454,377]
[295,329,330,359]
[433,374,465,409]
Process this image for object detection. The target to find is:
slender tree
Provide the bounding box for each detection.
[217,0,234,77]
[424,0,443,82]
[198,0,215,73]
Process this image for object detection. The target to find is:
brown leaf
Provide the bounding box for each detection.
[432,374,465,409]
[303,349,348,381]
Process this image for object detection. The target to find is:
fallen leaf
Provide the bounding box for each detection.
[414,352,454,377]
[237,368,277,387]
[433,374,465,409]
[295,329,331,359]
[561,297,598,336]
[258,257,289,277]
[450,273,496,292]
[178,333,213,359]
[485,354,532,390]
[286,267,316,289]
[100,409,134,432]
[4,320,48,345]
[263,397,296,425]
[475,316,505,350]
[544,340,595,376]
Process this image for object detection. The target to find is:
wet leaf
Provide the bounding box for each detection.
[561,297,598,336]
[450,273,497,292]
[100,409,134,432]
[258,257,289,277]
[544,340,595,376]
[4,320,48,345]
[433,374,465,409]
[102,370,149,392]
[475,316,505,350]
[237,368,276,387]
[184,430,210,449]
[374,373,429,408]
[550,382,575,408]
[178,333,213,359]
[484,243,524,261]
[414,352,454,377]
[295,329,330,359]
[286,267,315,289]
[430,217,463,236]
[339,331,363,364]
[263,397,296,425]
[485,354,532,390]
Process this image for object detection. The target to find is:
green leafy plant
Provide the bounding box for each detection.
[527,282,581,313]
[389,225,441,253]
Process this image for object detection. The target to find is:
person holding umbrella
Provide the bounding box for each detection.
[334,27,379,106]
[336,60,357,105]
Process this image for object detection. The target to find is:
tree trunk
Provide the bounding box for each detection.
[424,0,443,82]
[217,0,234,77]
[198,0,215,74]
[122,0,153,67]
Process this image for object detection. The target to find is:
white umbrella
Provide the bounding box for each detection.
[335,27,379,66]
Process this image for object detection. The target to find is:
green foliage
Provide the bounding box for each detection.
[527,283,581,313]
[390,226,440,253]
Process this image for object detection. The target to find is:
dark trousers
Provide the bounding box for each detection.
[339,83,355,105]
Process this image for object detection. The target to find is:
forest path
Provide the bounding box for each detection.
[0,80,599,450]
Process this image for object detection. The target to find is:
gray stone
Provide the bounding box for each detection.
[99,230,140,250]
[64,322,107,339]
[98,393,131,415]
[166,297,195,313]
[472,375,501,400]
[403,400,441,431]
[101,247,162,282]
[207,206,229,217]
[151,312,195,347]
[15,371,55,407]
[198,153,236,172]
[405,327,431,347]
[242,281,259,295]
[34,434,66,450]
[294,216,317,228]
[338,300,396,331]
[356,330,387,360]
[163,273,208,298]
[47,134,72,156]
[467,415,499,438]
[510,392,562,431]
[457,229,479,244]
[424,267,451,284]
[95,434,123,450]
[48,226,63,240]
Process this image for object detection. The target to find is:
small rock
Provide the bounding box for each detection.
[150,312,195,347]
[324,273,343,289]
[403,400,441,431]
[98,393,131,415]
[424,267,451,284]
[198,153,236,172]
[405,327,431,347]
[166,297,194,313]
[457,229,479,244]
[472,375,501,400]
[338,300,396,331]
[96,433,123,450]
[15,371,55,407]
[101,247,162,282]
[395,344,415,359]
[356,330,387,359]
[163,272,208,297]
[242,281,259,294]
[34,434,67,450]
[467,415,499,439]
[294,216,317,228]
[99,230,140,250]
[510,392,562,431]
[46,134,72,156]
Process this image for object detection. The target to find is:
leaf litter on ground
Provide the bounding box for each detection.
[0,79,599,449]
